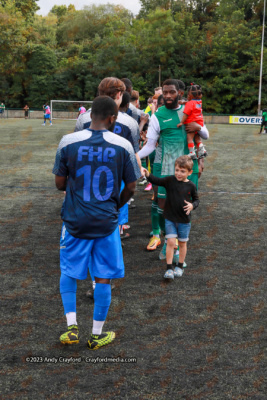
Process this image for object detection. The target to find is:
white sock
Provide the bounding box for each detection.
[92,280,96,290]
[66,312,77,326]
[92,320,105,335]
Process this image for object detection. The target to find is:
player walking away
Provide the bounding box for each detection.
[143,156,199,280]
[23,104,29,119]
[42,103,52,126]
[0,102,5,118]
[138,79,207,257]
[53,96,140,350]
[121,78,136,120]
[75,77,142,298]
[130,90,149,128]
[177,83,207,159]
[78,104,86,118]
[259,108,267,134]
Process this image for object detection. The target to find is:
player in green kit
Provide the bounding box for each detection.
[259,108,267,134]
[138,79,208,261]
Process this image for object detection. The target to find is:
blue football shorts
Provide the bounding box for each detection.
[60,223,124,280]
[118,180,128,225]
[45,114,50,119]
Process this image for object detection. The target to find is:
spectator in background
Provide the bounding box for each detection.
[42,103,52,126]
[78,104,86,118]
[259,108,267,134]
[0,102,5,118]
[24,104,29,119]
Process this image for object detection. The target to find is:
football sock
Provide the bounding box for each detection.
[66,312,77,326]
[60,273,77,314]
[167,264,173,270]
[151,201,160,236]
[92,320,105,336]
[188,143,194,153]
[178,262,183,270]
[157,207,166,236]
[93,283,112,334]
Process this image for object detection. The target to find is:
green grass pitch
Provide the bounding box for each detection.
[0,119,266,399]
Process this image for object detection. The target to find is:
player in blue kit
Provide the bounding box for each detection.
[53,96,140,350]
[75,77,142,298]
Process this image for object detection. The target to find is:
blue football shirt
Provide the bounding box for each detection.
[53,129,140,239]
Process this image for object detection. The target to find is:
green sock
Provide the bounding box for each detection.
[157,207,166,237]
[151,201,160,236]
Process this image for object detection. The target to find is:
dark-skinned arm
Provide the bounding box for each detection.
[55,175,67,191]
[119,181,136,209]
[198,158,204,179]
[185,122,202,134]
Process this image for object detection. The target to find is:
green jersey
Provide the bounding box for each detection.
[262,111,267,121]
[154,105,198,175]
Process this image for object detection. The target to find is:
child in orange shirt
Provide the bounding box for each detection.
[177,83,207,159]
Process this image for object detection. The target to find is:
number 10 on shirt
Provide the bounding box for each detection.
[76,165,114,202]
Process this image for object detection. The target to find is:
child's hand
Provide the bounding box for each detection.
[183,200,193,215]
[142,168,149,177]
[177,122,182,128]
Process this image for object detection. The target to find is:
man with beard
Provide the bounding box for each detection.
[53,96,140,349]
[138,79,208,261]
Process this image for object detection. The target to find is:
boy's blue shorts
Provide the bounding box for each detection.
[60,223,124,280]
[165,219,191,242]
[45,114,50,119]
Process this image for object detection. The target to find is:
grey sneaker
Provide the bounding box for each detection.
[198,146,208,158]
[164,269,174,280]
[189,150,198,160]
[173,267,184,277]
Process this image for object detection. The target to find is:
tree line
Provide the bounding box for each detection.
[0,0,266,114]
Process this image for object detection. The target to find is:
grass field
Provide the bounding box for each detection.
[0,119,266,399]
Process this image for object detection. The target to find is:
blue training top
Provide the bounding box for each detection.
[75,110,140,153]
[53,129,140,239]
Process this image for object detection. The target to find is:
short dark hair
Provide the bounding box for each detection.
[157,94,164,106]
[120,92,131,108]
[121,78,133,93]
[162,79,180,91]
[176,80,185,91]
[91,96,118,120]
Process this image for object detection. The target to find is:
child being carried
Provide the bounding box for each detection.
[177,83,207,160]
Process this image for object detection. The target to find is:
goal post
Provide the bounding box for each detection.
[50,100,93,120]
